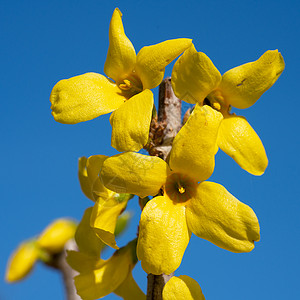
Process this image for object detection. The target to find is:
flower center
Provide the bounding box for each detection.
[205,90,231,116]
[164,173,197,204]
[178,185,185,194]
[118,74,143,97]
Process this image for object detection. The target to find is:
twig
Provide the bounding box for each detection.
[146,78,182,300]
[46,239,80,300]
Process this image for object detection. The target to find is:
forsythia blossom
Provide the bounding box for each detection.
[99,105,260,275]
[78,155,132,249]
[72,240,145,300]
[5,240,39,282]
[67,208,144,300]
[9,6,283,299]
[171,45,285,175]
[37,218,77,253]
[50,8,192,152]
[6,218,77,282]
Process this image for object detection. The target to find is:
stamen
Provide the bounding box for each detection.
[212,102,221,111]
[119,79,133,91]
[178,184,185,194]
[119,78,143,93]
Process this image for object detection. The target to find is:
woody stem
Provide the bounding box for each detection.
[146,78,182,300]
[45,239,80,300]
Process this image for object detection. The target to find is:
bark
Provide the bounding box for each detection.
[148,77,182,159]
[146,78,182,300]
[46,239,80,300]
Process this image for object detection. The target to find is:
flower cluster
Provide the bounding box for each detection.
[7,6,284,300]
[50,7,284,299]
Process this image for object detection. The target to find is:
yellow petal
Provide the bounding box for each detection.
[162,275,205,300]
[50,73,126,124]
[74,247,132,300]
[90,196,129,249]
[186,181,260,253]
[135,38,192,90]
[171,44,222,104]
[101,152,169,198]
[110,89,154,152]
[75,207,105,257]
[66,250,101,273]
[86,155,114,201]
[137,196,191,275]
[104,8,136,83]
[219,50,285,109]
[114,272,146,300]
[37,219,77,253]
[78,155,117,202]
[218,115,268,175]
[6,241,39,282]
[169,105,223,182]
[78,157,94,201]
[86,155,108,185]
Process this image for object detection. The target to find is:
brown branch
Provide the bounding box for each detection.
[147,273,174,300]
[146,78,182,300]
[46,239,80,300]
[155,77,182,159]
[57,240,81,300]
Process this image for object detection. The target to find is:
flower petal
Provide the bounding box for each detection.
[135,38,192,90]
[66,250,101,273]
[78,155,110,201]
[75,207,105,257]
[162,275,205,300]
[104,8,136,83]
[86,155,117,201]
[172,44,222,104]
[110,89,154,152]
[50,73,126,124]
[78,157,94,201]
[101,152,169,198]
[74,249,131,300]
[169,105,223,182]
[37,219,77,253]
[90,197,129,249]
[218,115,268,175]
[219,50,285,109]
[114,272,146,300]
[137,196,191,275]
[186,181,260,253]
[86,155,108,184]
[5,241,39,282]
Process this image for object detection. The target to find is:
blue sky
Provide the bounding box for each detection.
[1,0,299,299]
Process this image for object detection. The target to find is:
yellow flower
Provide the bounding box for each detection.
[67,207,136,299]
[100,105,260,275]
[73,207,106,260]
[162,275,205,300]
[5,240,39,282]
[6,218,77,283]
[171,45,285,175]
[78,155,132,249]
[69,239,145,300]
[37,218,77,253]
[50,8,192,152]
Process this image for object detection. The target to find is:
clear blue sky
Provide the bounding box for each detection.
[1,0,299,299]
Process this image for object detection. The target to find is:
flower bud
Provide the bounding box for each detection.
[37,218,77,253]
[6,240,39,282]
